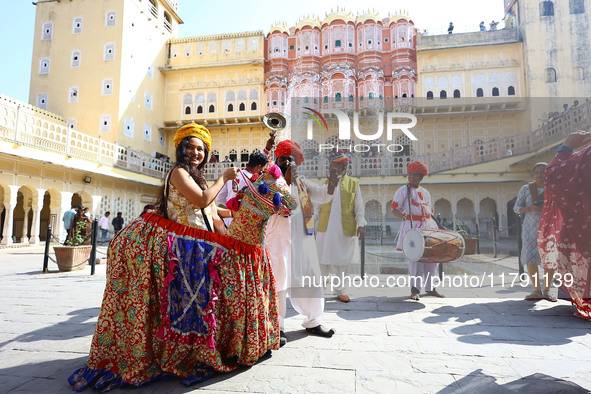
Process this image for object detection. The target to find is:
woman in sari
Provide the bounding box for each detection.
[514,162,556,302]
[69,123,295,390]
[538,131,591,319]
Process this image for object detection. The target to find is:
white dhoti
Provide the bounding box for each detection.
[315,181,365,296]
[409,261,439,292]
[265,178,332,329]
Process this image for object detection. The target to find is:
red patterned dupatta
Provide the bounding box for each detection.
[538,145,591,318]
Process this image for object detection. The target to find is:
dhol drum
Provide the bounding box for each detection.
[402,228,465,263]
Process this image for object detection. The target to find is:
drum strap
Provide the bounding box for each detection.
[407,184,413,229]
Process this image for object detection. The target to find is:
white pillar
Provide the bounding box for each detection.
[498,193,508,238]
[451,192,457,229]
[1,186,18,245]
[21,208,30,244]
[92,195,102,220]
[30,188,45,245]
[60,191,74,242]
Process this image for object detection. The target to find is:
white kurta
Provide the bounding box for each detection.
[265,177,333,328]
[315,179,367,267]
[392,184,439,292]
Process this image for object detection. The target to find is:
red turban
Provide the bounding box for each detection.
[275,140,305,166]
[407,161,428,176]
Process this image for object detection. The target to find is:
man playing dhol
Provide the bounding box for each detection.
[391,161,444,301]
[265,140,339,346]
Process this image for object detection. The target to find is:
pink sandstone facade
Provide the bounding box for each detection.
[264,9,417,114]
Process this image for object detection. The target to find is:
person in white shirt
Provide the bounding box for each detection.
[98,212,110,245]
[315,150,366,303]
[217,151,269,226]
[265,140,339,346]
[391,161,444,301]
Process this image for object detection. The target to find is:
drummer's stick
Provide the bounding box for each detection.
[407,184,413,229]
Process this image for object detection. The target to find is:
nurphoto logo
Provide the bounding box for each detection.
[302,108,419,153]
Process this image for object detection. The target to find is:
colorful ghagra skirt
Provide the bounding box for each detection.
[68,213,279,391]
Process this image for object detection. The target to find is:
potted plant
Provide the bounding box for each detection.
[53,220,92,272]
[455,220,478,255]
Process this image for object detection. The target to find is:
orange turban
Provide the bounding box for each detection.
[275,140,305,166]
[173,123,212,152]
[407,161,428,176]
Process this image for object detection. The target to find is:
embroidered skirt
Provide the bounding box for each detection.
[68,213,279,391]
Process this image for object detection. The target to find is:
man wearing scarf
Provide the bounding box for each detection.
[391,161,444,301]
[265,139,339,346]
[315,150,366,303]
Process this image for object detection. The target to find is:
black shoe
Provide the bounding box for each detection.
[305,325,335,338]
[279,330,287,347]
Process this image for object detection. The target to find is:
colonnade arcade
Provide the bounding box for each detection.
[362,189,520,240]
[0,182,92,245]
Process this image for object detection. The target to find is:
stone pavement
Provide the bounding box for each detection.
[1,245,591,393]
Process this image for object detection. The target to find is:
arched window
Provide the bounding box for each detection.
[440,90,447,99]
[227,103,234,112]
[185,106,191,114]
[545,68,557,83]
[476,88,484,97]
[323,96,328,103]
[335,40,342,47]
[426,91,433,100]
[402,93,407,98]
[335,93,342,102]
[492,87,500,96]
[349,95,354,102]
[453,89,461,98]
[369,92,375,99]
[208,105,215,113]
[508,86,516,95]
[197,106,203,114]
[540,1,554,16]
[251,102,257,110]
[239,103,245,111]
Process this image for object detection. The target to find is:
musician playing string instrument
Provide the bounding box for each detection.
[391,161,444,301]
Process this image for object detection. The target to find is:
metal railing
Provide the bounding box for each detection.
[0,95,170,179]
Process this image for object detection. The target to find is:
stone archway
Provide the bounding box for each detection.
[40,188,61,241]
[434,198,452,228]
[479,197,498,239]
[457,198,476,233]
[13,185,37,243]
[365,199,383,239]
[73,191,93,210]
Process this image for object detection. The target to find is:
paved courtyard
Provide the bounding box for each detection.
[1,245,590,393]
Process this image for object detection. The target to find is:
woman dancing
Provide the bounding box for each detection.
[69,123,295,390]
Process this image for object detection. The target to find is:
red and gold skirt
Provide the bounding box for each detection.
[68,213,279,391]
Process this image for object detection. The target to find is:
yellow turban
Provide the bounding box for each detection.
[173,123,212,152]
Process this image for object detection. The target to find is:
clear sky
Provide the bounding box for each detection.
[0,0,505,103]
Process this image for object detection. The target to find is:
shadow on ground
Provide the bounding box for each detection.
[437,369,588,393]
